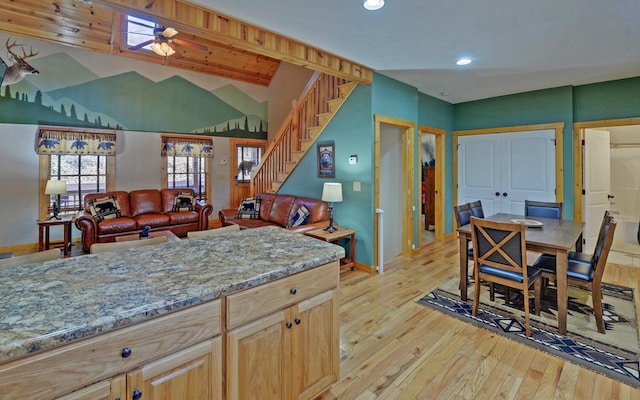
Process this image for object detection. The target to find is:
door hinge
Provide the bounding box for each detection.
[582,189,586,195]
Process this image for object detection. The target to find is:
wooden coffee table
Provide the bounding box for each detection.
[116,230,181,243]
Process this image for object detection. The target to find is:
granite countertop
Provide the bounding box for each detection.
[0,226,344,364]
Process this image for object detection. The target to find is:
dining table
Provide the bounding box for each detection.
[456,213,585,335]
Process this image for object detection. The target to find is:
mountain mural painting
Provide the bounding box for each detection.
[0,46,268,139]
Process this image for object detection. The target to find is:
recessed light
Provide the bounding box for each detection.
[363,0,385,11]
[456,58,472,66]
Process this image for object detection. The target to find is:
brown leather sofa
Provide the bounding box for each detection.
[75,189,213,253]
[218,193,330,233]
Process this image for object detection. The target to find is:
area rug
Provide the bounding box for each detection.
[417,276,640,388]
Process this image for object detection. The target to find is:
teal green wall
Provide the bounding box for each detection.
[280,84,375,265]
[281,75,639,268]
[573,77,640,122]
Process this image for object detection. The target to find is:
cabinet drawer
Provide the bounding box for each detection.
[227,262,338,329]
[0,300,221,400]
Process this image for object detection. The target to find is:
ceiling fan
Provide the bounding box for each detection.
[127,24,208,57]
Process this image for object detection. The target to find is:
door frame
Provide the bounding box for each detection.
[374,114,415,267]
[453,122,564,208]
[572,117,640,222]
[418,125,445,244]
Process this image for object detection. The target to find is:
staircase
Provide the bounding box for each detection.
[250,72,357,194]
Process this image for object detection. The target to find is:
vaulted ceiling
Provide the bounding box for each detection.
[0,0,372,88]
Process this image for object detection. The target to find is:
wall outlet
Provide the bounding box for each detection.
[353,181,361,191]
[220,159,227,165]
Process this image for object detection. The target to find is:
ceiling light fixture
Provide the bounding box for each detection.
[151,42,176,57]
[363,0,385,11]
[456,58,472,66]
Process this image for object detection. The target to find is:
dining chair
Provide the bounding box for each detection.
[90,236,168,254]
[469,200,484,218]
[187,224,240,239]
[0,248,61,268]
[470,217,542,337]
[532,217,616,334]
[524,200,563,220]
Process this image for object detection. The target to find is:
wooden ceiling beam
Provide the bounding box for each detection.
[91,0,373,84]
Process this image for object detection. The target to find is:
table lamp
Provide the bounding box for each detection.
[45,179,67,220]
[322,182,343,233]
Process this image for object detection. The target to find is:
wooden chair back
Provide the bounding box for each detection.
[469,200,484,218]
[454,203,472,228]
[471,217,527,278]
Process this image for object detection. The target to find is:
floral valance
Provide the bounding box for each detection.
[161,136,213,158]
[36,128,117,156]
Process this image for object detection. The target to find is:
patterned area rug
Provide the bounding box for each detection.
[417,276,640,389]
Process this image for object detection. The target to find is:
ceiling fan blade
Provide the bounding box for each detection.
[174,38,209,52]
[128,40,155,50]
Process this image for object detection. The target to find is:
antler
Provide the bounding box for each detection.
[5,38,39,61]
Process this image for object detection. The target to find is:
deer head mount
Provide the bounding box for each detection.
[2,38,40,86]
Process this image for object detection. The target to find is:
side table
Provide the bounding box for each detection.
[305,225,356,270]
[37,216,73,257]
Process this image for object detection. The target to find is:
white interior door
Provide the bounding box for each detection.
[583,129,611,253]
[458,130,555,215]
[380,124,403,262]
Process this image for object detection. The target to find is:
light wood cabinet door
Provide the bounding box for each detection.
[127,338,221,400]
[227,310,287,400]
[289,290,339,400]
[56,375,125,400]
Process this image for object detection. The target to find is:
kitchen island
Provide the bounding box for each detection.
[0,226,344,400]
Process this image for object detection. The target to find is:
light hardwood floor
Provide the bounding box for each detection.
[319,238,640,400]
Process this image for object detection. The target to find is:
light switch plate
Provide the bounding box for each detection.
[353,181,361,191]
[348,155,358,164]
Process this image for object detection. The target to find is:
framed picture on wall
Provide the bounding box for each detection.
[317,141,335,178]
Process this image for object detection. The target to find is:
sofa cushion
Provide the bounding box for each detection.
[135,214,171,229]
[287,205,311,228]
[88,195,122,222]
[167,211,199,225]
[97,217,137,235]
[291,197,330,223]
[236,196,262,219]
[172,191,196,211]
[267,195,296,226]
[130,190,162,216]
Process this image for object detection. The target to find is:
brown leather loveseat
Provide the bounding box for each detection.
[218,193,330,233]
[75,188,213,253]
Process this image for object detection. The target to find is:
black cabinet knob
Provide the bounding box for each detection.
[502,192,508,197]
[495,192,500,196]
[286,322,293,329]
[290,288,297,295]
[294,318,301,325]
[132,389,142,400]
[121,347,132,358]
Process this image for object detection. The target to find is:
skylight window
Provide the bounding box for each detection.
[126,15,156,51]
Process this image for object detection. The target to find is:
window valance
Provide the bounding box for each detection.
[161,136,214,158]
[36,128,117,156]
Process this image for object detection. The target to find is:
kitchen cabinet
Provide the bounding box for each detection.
[226,262,339,400]
[56,376,125,400]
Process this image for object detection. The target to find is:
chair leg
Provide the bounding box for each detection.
[592,284,606,334]
[523,286,531,337]
[489,283,495,301]
[534,279,542,316]
[472,279,481,317]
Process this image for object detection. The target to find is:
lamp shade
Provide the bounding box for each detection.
[322,182,343,203]
[151,42,176,56]
[44,179,67,195]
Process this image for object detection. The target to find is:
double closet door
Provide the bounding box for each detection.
[457,129,556,216]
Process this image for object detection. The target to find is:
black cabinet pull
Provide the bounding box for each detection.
[290,288,297,295]
[132,389,142,400]
[286,322,293,329]
[295,318,301,325]
[121,347,132,358]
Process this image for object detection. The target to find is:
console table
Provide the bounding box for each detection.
[37,216,72,257]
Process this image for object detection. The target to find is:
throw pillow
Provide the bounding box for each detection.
[236,196,261,219]
[287,205,311,227]
[173,191,196,211]
[88,195,122,222]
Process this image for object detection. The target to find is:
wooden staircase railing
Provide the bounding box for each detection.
[250,72,357,194]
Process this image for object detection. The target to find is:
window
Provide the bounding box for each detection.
[236,144,263,182]
[161,135,213,203]
[37,126,116,219]
[126,15,156,51]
